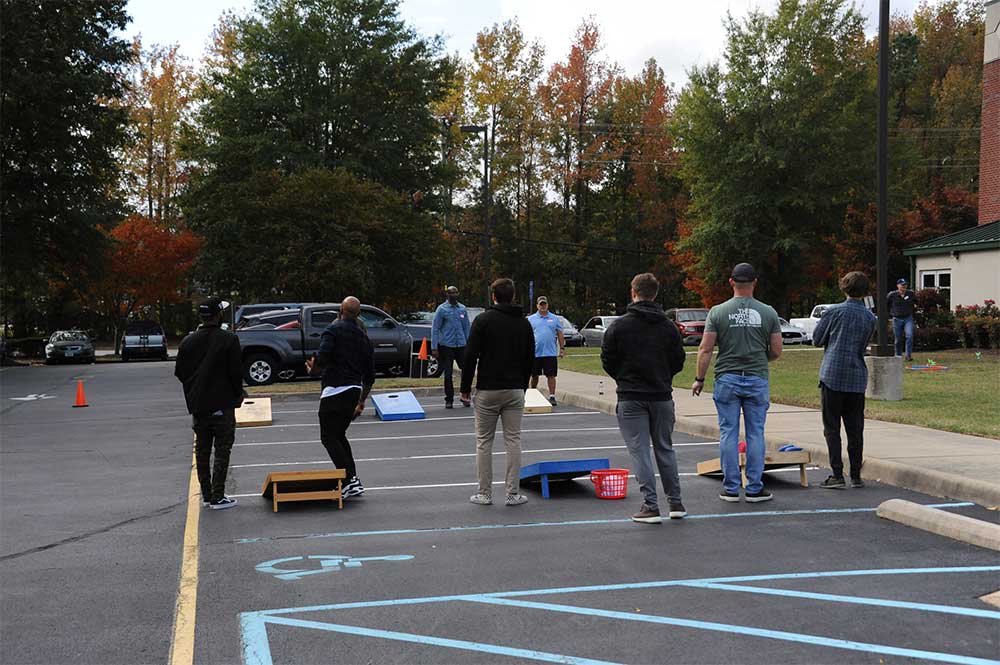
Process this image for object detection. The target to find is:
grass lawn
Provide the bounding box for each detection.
[561,347,1000,439]
[246,377,442,396]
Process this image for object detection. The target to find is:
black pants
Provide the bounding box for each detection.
[192,410,236,502]
[438,345,465,403]
[319,388,362,479]
[820,383,865,480]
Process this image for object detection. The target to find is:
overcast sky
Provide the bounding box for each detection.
[124,0,926,89]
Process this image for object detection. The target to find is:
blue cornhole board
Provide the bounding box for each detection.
[520,458,610,498]
[372,391,425,421]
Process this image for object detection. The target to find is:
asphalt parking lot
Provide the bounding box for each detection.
[2,362,998,665]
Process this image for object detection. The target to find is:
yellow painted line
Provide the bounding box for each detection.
[169,450,200,665]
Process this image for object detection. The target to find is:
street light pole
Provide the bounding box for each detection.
[876,0,891,356]
[461,124,491,305]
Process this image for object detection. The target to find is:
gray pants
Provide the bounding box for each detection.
[616,399,682,509]
[474,389,525,495]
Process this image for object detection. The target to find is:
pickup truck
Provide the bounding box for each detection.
[121,320,169,361]
[789,304,837,343]
[237,304,413,386]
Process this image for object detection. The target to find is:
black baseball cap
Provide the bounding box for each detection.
[731,263,757,283]
[198,297,231,317]
[896,278,908,285]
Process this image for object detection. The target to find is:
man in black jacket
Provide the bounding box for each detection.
[175,298,244,509]
[460,278,535,507]
[304,296,375,498]
[601,273,687,523]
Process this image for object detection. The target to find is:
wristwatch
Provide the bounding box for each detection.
[694,377,705,383]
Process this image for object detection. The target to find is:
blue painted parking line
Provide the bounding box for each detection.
[240,565,1000,665]
[232,502,973,545]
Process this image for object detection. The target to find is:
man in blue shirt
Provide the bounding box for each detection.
[527,296,564,406]
[813,272,877,489]
[431,285,471,408]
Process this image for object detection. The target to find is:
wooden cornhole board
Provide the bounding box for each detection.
[236,397,272,427]
[261,469,347,512]
[696,450,811,487]
[524,388,553,414]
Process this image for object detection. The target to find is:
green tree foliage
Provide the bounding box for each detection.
[0,0,132,335]
[673,0,875,314]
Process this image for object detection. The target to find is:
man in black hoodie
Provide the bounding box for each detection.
[601,273,687,523]
[174,297,244,510]
[460,278,535,507]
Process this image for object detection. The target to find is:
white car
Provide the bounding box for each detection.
[789,304,837,343]
[779,318,808,345]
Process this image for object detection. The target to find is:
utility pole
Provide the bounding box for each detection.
[876,0,890,356]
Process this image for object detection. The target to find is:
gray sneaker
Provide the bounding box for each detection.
[505,493,528,506]
[469,492,493,505]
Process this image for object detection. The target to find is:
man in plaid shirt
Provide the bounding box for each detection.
[812,272,877,489]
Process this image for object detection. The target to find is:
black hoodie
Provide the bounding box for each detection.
[461,304,536,393]
[600,300,686,401]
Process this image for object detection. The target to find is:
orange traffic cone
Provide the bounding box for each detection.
[418,337,429,361]
[73,380,89,408]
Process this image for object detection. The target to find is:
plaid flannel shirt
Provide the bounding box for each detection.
[812,299,877,394]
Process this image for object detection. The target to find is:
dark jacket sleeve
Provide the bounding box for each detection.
[522,320,535,389]
[316,326,335,369]
[363,336,375,389]
[460,318,482,394]
[228,335,244,403]
[666,322,686,379]
[600,321,619,379]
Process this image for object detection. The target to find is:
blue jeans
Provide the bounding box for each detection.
[712,374,770,494]
[892,316,914,358]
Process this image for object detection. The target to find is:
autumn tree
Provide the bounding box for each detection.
[87,215,202,352]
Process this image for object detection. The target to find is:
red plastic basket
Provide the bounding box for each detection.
[590,468,630,500]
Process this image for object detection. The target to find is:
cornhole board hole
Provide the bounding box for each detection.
[236,397,272,427]
[372,391,425,421]
[524,388,552,414]
[520,458,610,498]
[696,451,811,487]
[261,469,347,512]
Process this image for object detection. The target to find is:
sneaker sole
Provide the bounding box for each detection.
[631,516,662,524]
[718,494,741,503]
[745,495,773,503]
[210,502,237,510]
[820,484,846,490]
[668,511,687,519]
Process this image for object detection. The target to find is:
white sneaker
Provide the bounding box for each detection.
[209,496,238,510]
[505,493,528,506]
[470,492,493,505]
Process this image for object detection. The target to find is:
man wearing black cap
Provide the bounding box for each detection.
[174,298,245,509]
[692,263,782,503]
[527,295,565,406]
[431,286,471,408]
[888,278,916,361]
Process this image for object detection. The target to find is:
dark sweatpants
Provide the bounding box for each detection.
[192,410,236,502]
[820,383,865,481]
[319,388,362,479]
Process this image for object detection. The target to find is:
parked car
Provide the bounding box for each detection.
[45,330,95,364]
[665,308,710,346]
[397,311,436,324]
[779,318,808,345]
[789,304,837,343]
[235,309,302,331]
[580,315,620,347]
[121,321,168,362]
[558,316,585,347]
[397,307,486,378]
[237,304,413,386]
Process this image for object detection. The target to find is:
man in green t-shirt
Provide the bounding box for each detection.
[692,263,783,503]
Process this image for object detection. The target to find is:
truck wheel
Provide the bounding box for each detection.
[121,351,129,362]
[244,353,277,386]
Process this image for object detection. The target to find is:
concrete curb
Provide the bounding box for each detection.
[876,499,1000,552]
[557,388,1000,510]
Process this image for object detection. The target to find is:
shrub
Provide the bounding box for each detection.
[912,326,961,351]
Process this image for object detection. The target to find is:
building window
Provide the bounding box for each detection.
[919,269,951,306]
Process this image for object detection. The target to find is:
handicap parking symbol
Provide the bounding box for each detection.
[256,554,414,581]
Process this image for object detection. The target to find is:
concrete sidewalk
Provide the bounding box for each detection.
[555,369,1000,510]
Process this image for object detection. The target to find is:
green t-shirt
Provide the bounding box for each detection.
[704,296,781,379]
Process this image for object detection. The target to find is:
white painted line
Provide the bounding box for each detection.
[229,441,721,468]
[235,426,623,448]
[227,466,818,498]
[241,410,603,430]
[273,403,458,415]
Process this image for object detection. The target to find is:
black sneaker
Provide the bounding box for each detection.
[851,477,865,488]
[745,490,773,503]
[209,496,238,510]
[668,501,687,519]
[632,506,662,524]
[445,402,454,409]
[719,490,740,503]
[342,477,365,498]
[820,475,846,490]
